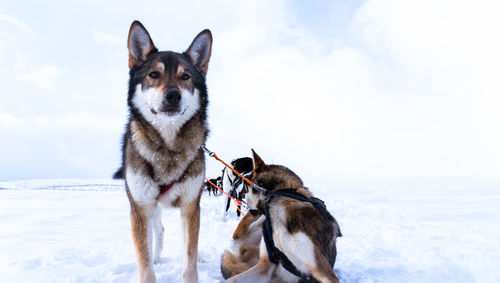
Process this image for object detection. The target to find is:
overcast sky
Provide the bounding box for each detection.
[1,0,499,190]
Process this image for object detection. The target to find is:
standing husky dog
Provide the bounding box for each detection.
[225,150,342,283]
[113,21,212,283]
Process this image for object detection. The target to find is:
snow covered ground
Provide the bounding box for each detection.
[0,179,499,283]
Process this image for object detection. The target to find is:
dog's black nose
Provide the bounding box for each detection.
[165,90,181,104]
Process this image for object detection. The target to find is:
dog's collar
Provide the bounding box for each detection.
[146,162,175,196]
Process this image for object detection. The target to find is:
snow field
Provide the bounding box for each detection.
[0,180,498,282]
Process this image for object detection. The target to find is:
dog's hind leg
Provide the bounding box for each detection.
[130,201,157,283]
[307,264,340,283]
[225,257,275,283]
[305,251,340,283]
[181,194,201,283]
[152,206,163,264]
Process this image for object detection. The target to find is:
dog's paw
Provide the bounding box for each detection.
[140,268,156,283]
[153,255,161,265]
[152,246,161,264]
[182,270,198,283]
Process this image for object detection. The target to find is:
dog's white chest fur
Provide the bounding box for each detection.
[125,157,204,206]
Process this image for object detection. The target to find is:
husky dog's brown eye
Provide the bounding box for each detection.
[181,74,190,80]
[148,71,160,79]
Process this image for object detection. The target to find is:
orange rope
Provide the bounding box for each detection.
[211,154,256,187]
[202,145,265,193]
[205,177,246,217]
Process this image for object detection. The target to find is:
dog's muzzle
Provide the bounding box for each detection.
[159,90,181,115]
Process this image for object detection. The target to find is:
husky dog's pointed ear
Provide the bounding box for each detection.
[185,29,212,75]
[251,149,266,172]
[127,21,157,69]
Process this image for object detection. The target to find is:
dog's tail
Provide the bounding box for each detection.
[112,167,125,179]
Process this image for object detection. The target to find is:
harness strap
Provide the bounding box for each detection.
[262,189,321,282]
[202,145,266,193]
[272,189,337,224]
[271,189,314,203]
[205,178,246,216]
[223,167,251,214]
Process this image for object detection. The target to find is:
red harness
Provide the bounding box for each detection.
[147,162,175,196]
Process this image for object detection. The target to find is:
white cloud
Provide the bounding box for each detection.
[0,112,123,180]
[353,0,500,76]
[205,0,500,186]
[342,0,500,178]
[0,13,34,56]
[0,112,123,132]
[0,13,29,29]
[94,31,123,46]
[15,65,62,91]
[1,1,499,185]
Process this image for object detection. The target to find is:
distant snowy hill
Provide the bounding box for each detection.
[0,179,498,282]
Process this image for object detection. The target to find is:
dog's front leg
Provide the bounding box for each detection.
[152,206,164,264]
[181,196,201,283]
[130,201,157,283]
[221,193,229,221]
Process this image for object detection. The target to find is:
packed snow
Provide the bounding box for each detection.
[0,179,499,283]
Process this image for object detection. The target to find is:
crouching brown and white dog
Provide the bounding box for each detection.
[113,21,212,283]
[222,150,342,283]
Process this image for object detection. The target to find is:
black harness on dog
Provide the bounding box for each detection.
[223,167,251,215]
[262,189,336,283]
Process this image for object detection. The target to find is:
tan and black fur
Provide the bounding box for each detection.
[113,21,212,283]
[221,210,264,279]
[224,150,342,283]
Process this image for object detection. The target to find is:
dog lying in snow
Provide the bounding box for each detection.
[221,150,342,283]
